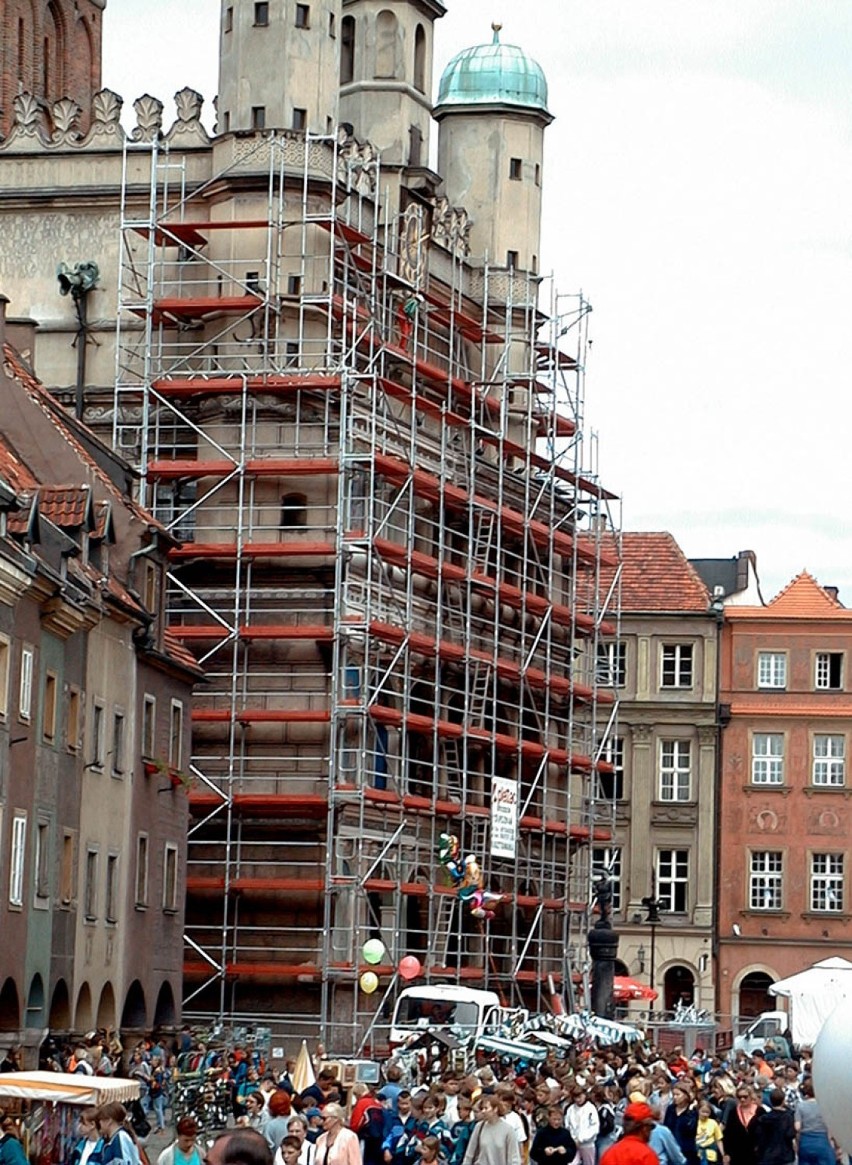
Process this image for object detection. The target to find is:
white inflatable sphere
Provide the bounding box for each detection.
[813,997,852,1151]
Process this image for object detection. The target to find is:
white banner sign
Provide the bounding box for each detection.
[490,775,518,859]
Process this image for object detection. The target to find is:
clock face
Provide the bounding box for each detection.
[400,204,425,284]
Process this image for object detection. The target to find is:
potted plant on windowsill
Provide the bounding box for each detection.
[142,757,193,790]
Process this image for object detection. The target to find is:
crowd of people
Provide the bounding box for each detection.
[0,1034,842,1165]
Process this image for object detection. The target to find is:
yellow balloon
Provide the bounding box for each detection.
[360,971,379,994]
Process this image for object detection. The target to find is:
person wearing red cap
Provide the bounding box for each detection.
[600,1103,658,1165]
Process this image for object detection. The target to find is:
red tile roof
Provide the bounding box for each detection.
[727,571,852,620]
[163,628,206,676]
[599,531,710,614]
[37,485,93,529]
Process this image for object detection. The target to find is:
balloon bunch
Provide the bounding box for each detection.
[438,833,506,921]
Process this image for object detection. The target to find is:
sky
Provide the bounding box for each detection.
[102,2,852,604]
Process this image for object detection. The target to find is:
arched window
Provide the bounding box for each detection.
[738,970,775,1018]
[375,10,399,79]
[340,15,355,84]
[414,24,426,92]
[663,964,695,1011]
[44,1,65,100]
[280,492,308,529]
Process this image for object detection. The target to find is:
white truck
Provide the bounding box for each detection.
[734,956,852,1053]
[389,985,525,1050]
[732,1010,790,1056]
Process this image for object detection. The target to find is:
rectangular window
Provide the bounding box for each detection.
[169,701,183,769]
[661,644,693,689]
[752,733,784,784]
[596,736,624,801]
[9,815,27,907]
[91,701,105,768]
[659,739,691,802]
[596,641,626,688]
[60,831,75,906]
[287,274,302,296]
[0,637,10,717]
[816,652,843,691]
[84,849,98,920]
[19,646,33,720]
[813,734,845,786]
[292,107,307,131]
[329,12,336,36]
[66,686,81,751]
[112,710,125,775]
[224,5,234,33]
[142,560,158,613]
[592,847,621,912]
[506,250,519,269]
[105,854,119,923]
[35,820,50,900]
[251,105,266,130]
[43,671,57,742]
[757,651,787,689]
[163,844,179,912]
[811,853,844,912]
[295,4,310,28]
[254,2,269,26]
[657,849,689,913]
[142,695,156,759]
[509,157,523,180]
[750,850,783,910]
[135,834,149,908]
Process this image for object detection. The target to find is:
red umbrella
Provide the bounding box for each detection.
[614,976,658,1002]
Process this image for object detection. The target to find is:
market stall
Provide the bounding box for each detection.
[0,1072,139,1165]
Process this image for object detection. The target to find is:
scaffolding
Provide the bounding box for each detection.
[113,126,622,1053]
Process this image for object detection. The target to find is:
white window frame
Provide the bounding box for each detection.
[19,646,33,720]
[813,734,845,787]
[750,850,783,910]
[169,700,184,769]
[596,641,626,688]
[657,849,689,914]
[659,739,692,802]
[752,733,784,785]
[163,844,179,912]
[135,833,149,909]
[596,736,625,801]
[661,643,693,689]
[9,814,27,907]
[811,853,844,913]
[142,694,157,759]
[34,819,50,902]
[592,846,622,912]
[815,652,843,691]
[757,651,787,689]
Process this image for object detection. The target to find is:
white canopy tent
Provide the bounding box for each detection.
[0,1071,139,1105]
[769,956,852,1047]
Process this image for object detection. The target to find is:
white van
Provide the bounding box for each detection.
[389,985,522,1048]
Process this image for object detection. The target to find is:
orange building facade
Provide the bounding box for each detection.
[717,573,852,1023]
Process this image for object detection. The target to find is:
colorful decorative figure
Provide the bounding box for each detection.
[436,838,506,921]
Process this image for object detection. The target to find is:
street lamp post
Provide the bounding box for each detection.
[641,888,664,1005]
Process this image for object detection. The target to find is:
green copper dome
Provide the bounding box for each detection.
[436,24,549,113]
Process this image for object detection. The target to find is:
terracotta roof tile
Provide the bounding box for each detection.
[163,628,206,676]
[598,531,710,614]
[38,485,93,529]
[728,571,852,620]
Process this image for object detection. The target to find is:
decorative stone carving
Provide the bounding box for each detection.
[51,98,82,146]
[80,88,125,147]
[632,724,652,745]
[430,195,471,259]
[132,94,164,143]
[337,130,377,194]
[165,88,210,147]
[0,92,49,151]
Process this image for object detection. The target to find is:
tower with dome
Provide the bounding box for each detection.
[0,4,620,1051]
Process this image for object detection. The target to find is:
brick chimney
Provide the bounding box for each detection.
[825,586,840,604]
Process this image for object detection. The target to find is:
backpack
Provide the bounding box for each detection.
[598,1107,615,1138]
[128,1100,151,1140]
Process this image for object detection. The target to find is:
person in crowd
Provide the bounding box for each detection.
[157,1117,204,1165]
[265,1091,293,1153]
[0,1048,21,1073]
[0,1119,28,1165]
[600,1102,658,1165]
[751,1090,795,1165]
[722,1083,762,1165]
[314,1104,362,1165]
[417,1137,442,1165]
[648,1105,686,1165]
[447,1098,475,1165]
[350,1084,386,1165]
[206,1130,273,1165]
[274,1135,302,1165]
[96,1103,141,1165]
[495,1088,528,1161]
[283,1117,315,1165]
[149,1054,168,1133]
[241,1092,267,1131]
[529,1105,576,1165]
[794,1078,835,1165]
[664,1083,699,1165]
[695,1101,725,1165]
[565,1087,600,1165]
[462,1096,521,1165]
